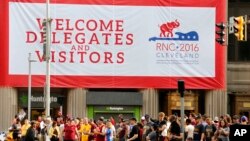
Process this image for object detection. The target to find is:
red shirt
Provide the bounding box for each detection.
[96,125,105,141]
[64,124,77,140]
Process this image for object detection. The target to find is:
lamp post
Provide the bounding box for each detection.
[28,53,37,121]
[45,0,51,117]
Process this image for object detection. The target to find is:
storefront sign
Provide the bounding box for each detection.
[106,107,124,111]
[94,106,134,112]
[18,93,64,108]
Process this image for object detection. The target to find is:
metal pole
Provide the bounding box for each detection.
[45,0,51,117]
[28,53,36,120]
[28,53,32,121]
[178,80,185,141]
[180,95,184,141]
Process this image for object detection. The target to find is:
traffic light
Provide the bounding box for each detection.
[215,22,226,45]
[42,19,47,61]
[233,15,247,41]
[178,80,185,97]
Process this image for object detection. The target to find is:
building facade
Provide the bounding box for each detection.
[227,0,250,118]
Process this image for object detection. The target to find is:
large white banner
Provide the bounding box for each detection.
[9,2,215,77]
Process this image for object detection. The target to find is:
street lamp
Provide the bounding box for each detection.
[28,53,37,121]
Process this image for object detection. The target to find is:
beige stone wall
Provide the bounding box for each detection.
[67,88,87,118]
[141,89,159,119]
[205,90,227,118]
[0,87,18,131]
[228,63,250,92]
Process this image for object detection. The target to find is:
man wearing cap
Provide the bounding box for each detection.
[127,118,140,141]
[241,116,248,125]
[213,117,219,129]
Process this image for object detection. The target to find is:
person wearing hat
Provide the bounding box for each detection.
[213,117,219,129]
[127,118,140,141]
[241,116,248,125]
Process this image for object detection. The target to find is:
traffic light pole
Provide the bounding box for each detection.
[45,0,51,117]
[178,80,185,141]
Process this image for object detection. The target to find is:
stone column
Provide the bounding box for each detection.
[205,90,227,118]
[141,88,159,119]
[0,87,18,131]
[67,88,87,118]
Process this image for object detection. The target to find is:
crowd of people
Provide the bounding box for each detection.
[5,111,249,141]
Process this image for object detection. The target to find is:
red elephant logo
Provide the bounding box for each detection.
[159,19,180,37]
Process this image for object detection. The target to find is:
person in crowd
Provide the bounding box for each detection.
[224,114,232,126]
[214,119,230,141]
[110,120,116,140]
[117,120,127,141]
[232,115,240,125]
[36,116,42,141]
[146,124,158,141]
[137,122,144,141]
[49,121,60,141]
[157,112,167,141]
[25,121,37,141]
[213,117,219,129]
[189,114,196,126]
[240,116,248,125]
[64,119,79,141]
[80,118,91,141]
[39,116,47,141]
[142,114,153,141]
[168,115,182,141]
[204,117,216,141]
[95,117,106,141]
[118,114,124,125]
[110,117,116,126]
[76,118,81,131]
[21,119,31,141]
[105,121,114,141]
[10,118,21,141]
[88,119,97,141]
[127,117,140,141]
[193,115,204,141]
[185,119,194,141]
[59,119,65,141]
[201,115,208,127]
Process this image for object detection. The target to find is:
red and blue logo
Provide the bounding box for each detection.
[149,19,199,41]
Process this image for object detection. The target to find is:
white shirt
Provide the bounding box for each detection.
[185,124,194,139]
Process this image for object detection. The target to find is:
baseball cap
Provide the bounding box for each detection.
[214,116,219,122]
[241,116,247,122]
[141,116,145,120]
